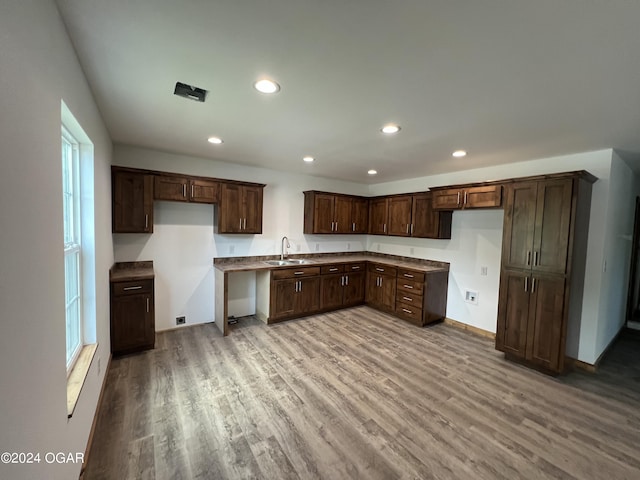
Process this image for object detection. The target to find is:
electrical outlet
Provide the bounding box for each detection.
[410,247,415,255]
[347,242,351,251]
[296,244,301,252]
[176,316,186,325]
[315,243,320,252]
[465,290,479,305]
[377,243,381,251]
[480,266,488,276]
[229,245,235,254]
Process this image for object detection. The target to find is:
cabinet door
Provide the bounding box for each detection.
[334,196,352,233]
[313,193,336,233]
[527,275,566,372]
[365,271,381,306]
[496,270,530,358]
[190,179,219,204]
[320,274,344,310]
[154,175,188,202]
[411,193,438,238]
[379,274,396,311]
[532,179,573,275]
[369,198,389,235]
[219,183,243,233]
[296,277,320,314]
[432,188,462,210]
[343,271,365,306]
[112,170,154,233]
[272,279,296,319]
[464,185,502,209]
[387,196,413,236]
[502,182,538,270]
[243,185,263,233]
[111,293,154,353]
[351,198,369,233]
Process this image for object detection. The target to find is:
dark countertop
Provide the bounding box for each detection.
[214,253,449,274]
[109,261,155,282]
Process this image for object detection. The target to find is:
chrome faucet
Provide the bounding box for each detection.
[281,236,290,260]
[280,236,291,260]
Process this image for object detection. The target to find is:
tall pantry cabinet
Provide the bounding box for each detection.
[496,172,596,373]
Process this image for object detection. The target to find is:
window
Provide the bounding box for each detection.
[62,128,82,371]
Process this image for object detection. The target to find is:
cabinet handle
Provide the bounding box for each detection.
[403,273,414,278]
[406,224,409,234]
[402,308,412,314]
[376,268,384,272]
[352,266,360,270]
[123,285,143,291]
[335,221,338,231]
[145,214,148,229]
[380,277,383,286]
[464,191,468,205]
[527,251,531,266]
[191,184,194,198]
[531,277,536,293]
[403,284,413,289]
[384,223,387,233]
[524,276,528,292]
[183,184,187,197]
[240,218,242,230]
[329,268,338,272]
[352,222,356,231]
[534,251,538,266]
[298,280,302,292]
[411,224,414,235]
[457,192,460,206]
[345,275,349,286]
[244,218,247,230]
[146,297,150,313]
[403,296,412,302]
[294,271,305,275]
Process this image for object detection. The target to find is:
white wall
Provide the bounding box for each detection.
[0,2,113,480]
[113,144,370,330]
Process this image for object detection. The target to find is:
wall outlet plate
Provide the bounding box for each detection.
[176,316,186,325]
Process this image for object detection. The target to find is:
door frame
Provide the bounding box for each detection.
[625,196,640,324]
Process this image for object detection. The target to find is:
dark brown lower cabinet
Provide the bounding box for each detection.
[496,270,566,372]
[320,269,365,310]
[269,267,321,322]
[110,279,155,355]
[366,270,396,313]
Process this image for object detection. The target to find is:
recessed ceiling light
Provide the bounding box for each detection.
[381,124,401,134]
[254,78,280,94]
[207,136,223,144]
[368,169,378,175]
[303,156,314,163]
[452,150,467,157]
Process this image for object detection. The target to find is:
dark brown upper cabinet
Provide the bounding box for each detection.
[432,185,502,210]
[368,197,389,235]
[303,191,369,234]
[501,179,573,275]
[154,175,219,204]
[383,193,452,239]
[112,168,154,233]
[219,183,264,234]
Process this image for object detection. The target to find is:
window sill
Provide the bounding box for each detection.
[67,343,98,418]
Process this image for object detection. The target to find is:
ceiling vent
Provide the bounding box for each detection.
[174,82,208,102]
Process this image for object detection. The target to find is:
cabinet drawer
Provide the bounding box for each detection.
[397,278,424,295]
[346,262,366,272]
[396,291,423,305]
[112,279,153,296]
[397,269,425,283]
[272,267,321,279]
[321,264,344,274]
[368,263,397,277]
[396,303,423,323]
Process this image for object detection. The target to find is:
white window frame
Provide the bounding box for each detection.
[62,126,83,372]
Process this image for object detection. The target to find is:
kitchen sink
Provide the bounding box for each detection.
[265,259,310,266]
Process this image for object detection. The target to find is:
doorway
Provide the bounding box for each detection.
[626,196,640,329]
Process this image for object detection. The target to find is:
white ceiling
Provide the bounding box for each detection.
[55,0,640,184]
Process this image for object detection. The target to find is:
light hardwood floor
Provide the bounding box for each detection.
[84,306,640,480]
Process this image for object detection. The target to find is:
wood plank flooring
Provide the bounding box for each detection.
[84,307,640,480]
